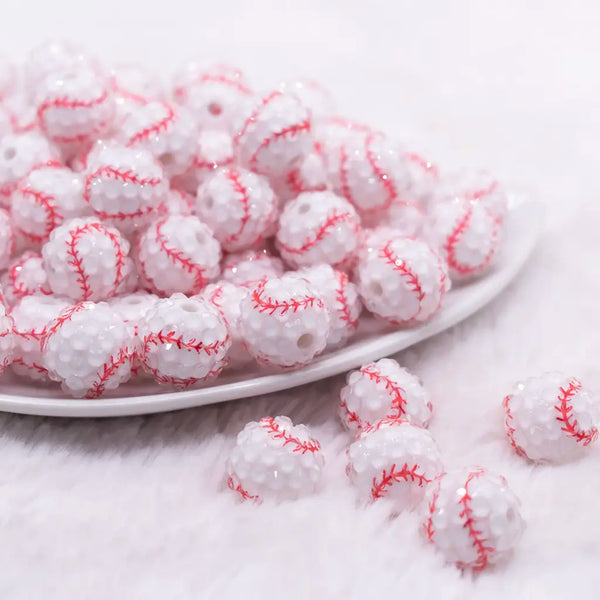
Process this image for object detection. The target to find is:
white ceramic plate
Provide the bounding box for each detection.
[0,195,542,418]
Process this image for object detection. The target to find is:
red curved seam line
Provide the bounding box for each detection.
[278,210,355,255]
[199,74,251,95]
[13,328,46,342]
[223,170,251,245]
[465,181,498,201]
[143,330,228,356]
[364,134,397,212]
[41,304,86,351]
[19,187,62,241]
[126,102,176,146]
[154,219,208,291]
[424,475,443,541]
[360,366,407,420]
[109,77,150,105]
[502,395,527,457]
[251,284,323,315]
[259,417,321,454]
[87,345,133,398]
[458,469,494,571]
[227,475,260,502]
[233,91,281,145]
[334,270,357,327]
[554,379,598,445]
[339,398,361,426]
[371,462,432,499]
[404,151,439,177]
[12,357,48,375]
[248,119,310,169]
[338,144,357,205]
[37,90,109,131]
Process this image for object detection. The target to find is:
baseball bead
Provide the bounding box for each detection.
[0,132,58,208]
[221,248,285,288]
[10,295,71,381]
[339,358,432,433]
[11,165,89,245]
[201,281,251,369]
[136,214,221,296]
[227,415,324,502]
[293,264,361,348]
[347,419,443,510]
[42,301,136,397]
[423,467,524,571]
[239,274,330,368]
[42,217,130,302]
[0,208,14,269]
[138,293,230,387]
[356,233,449,325]
[1,251,51,305]
[83,142,168,232]
[0,303,15,372]
[173,63,253,132]
[276,191,361,269]
[117,100,196,177]
[503,372,599,463]
[196,166,277,252]
[426,196,503,281]
[35,67,115,149]
[234,90,312,176]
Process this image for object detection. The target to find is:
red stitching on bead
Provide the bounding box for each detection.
[423,474,443,541]
[84,166,162,220]
[8,252,50,300]
[198,73,252,95]
[87,345,134,398]
[248,119,311,170]
[143,364,222,388]
[154,218,208,293]
[125,102,176,146]
[227,475,260,502]
[65,222,125,300]
[465,181,498,201]
[278,209,356,256]
[41,303,86,351]
[334,270,358,329]
[359,365,408,421]
[18,188,62,243]
[259,417,320,453]
[37,90,110,144]
[404,152,439,178]
[554,378,598,445]
[222,169,252,246]
[143,329,228,356]
[339,396,361,427]
[12,357,48,376]
[338,144,356,205]
[364,134,397,212]
[371,462,433,499]
[12,327,46,343]
[458,468,494,571]
[251,282,323,315]
[233,91,281,145]
[109,76,150,105]
[502,395,527,457]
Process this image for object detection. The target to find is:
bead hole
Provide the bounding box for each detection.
[297,333,313,349]
[181,302,199,313]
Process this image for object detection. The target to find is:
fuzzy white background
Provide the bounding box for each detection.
[1,1,599,598]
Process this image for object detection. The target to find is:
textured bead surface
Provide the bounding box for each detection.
[234,91,312,176]
[201,281,251,369]
[116,101,196,177]
[136,215,221,296]
[10,295,71,381]
[422,467,524,570]
[0,251,51,305]
[196,166,277,252]
[227,415,324,502]
[356,233,449,325]
[276,191,361,269]
[138,293,230,387]
[0,303,15,371]
[278,79,335,123]
[426,196,503,281]
[0,207,14,269]
[503,372,599,463]
[42,302,135,397]
[347,419,443,510]
[293,264,361,348]
[221,248,285,288]
[239,274,330,368]
[339,358,432,432]
[42,217,130,301]
[11,165,89,245]
[83,141,168,233]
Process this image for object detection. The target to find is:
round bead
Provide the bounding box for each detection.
[0,251,51,305]
[347,419,443,510]
[227,415,324,502]
[339,358,432,432]
[196,166,277,252]
[10,295,71,381]
[234,91,312,176]
[221,248,285,288]
[239,274,330,368]
[422,467,524,570]
[503,372,599,463]
[276,191,361,269]
[138,293,230,387]
[42,301,136,397]
[136,215,221,296]
[42,217,130,302]
[356,233,449,325]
